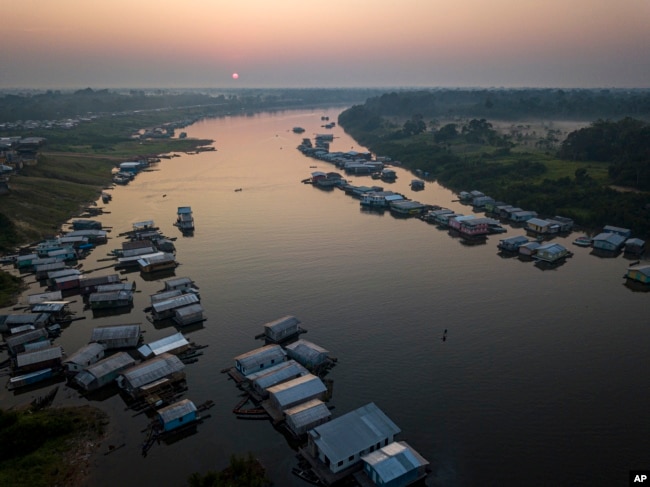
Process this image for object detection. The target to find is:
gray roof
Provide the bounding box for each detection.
[16,345,63,367]
[235,344,286,371]
[285,339,329,364]
[64,342,105,365]
[121,353,185,389]
[309,403,401,464]
[267,373,327,409]
[151,293,199,313]
[250,360,309,391]
[5,328,48,349]
[157,399,197,424]
[137,332,189,359]
[89,290,133,303]
[263,315,301,332]
[91,324,141,342]
[174,303,204,318]
[362,441,429,483]
[79,274,121,288]
[6,313,49,326]
[285,399,331,429]
[84,351,136,379]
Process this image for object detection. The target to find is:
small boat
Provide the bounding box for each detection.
[572,235,592,247]
[292,127,305,133]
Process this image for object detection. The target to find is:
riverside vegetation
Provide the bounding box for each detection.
[337,89,650,238]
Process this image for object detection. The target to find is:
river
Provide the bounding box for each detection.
[1,107,648,487]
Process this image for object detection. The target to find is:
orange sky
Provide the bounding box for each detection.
[2,0,649,88]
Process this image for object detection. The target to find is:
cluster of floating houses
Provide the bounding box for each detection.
[111,157,160,186]
[297,135,648,281]
[223,315,430,486]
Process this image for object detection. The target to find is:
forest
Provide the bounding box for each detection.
[338,91,650,239]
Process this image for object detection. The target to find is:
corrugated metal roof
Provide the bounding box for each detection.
[79,274,121,288]
[16,345,63,367]
[251,360,308,391]
[362,441,428,483]
[6,313,49,325]
[85,351,135,378]
[267,374,326,408]
[91,324,141,342]
[89,290,133,303]
[263,315,301,332]
[122,353,184,389]
[151,289,183,304]
[234,344,286,371]
[30,301,67,313]
[138,332,189,358]
[286,339,329,364]
[64,342,105,365]
[285,399,331,429]
[157,399,197,423]
[174,303,203,318]
[6,328,48,348]
[164,277,194,290]
[309,403,401,464]
[151,293,198,313]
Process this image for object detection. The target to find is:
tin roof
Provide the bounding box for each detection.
[138,332,189,359]
[263,315,301,332]
[285,399,331,429]
[267,373,327,408]
[250,360,309,391]
[91,324,141,342]
[234,344,286,370]
[157,399,197,424]
[121,353,184,389]
[308,403,401,464]
[152,293,199,313]
[362,441,429,483]
[84,351,136,378]
[16,345,63,367]
[285,339,329,363]
[64,342,105,365]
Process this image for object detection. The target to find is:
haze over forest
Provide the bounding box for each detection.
[3,0,649,90]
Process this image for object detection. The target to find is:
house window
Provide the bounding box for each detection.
[337,461,343,467]
[376,442,381,449]
[349,455,354,461]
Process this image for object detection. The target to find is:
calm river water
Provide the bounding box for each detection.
[1,108,649,487]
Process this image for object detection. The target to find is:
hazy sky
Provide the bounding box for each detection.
[2,0,649,89]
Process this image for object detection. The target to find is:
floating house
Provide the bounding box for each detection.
[79,274,122,294]
[389,200,427,217]
[518,241,541,258]
[624,238,645,256]
[46,269,81,288]
[5,328,49,355]
[14,345,64,374]
[117,353,186,399]
[262,315,304,343]
[52,272,82,291]
[626,264,650,285]
[592,232,626,252]
[267,373,328,411]
[360,191,405,209]
[156,399,198,433]
[73,351,136,392]
[509,210,538,223]
[137,332,191,360]
[8,368,55,390]
[2,313,52,333]
[64,229,108,244]
[285,339,330,369]
[360,441,430,487]
[150,293,200,321]
[456,217,493,237]
[34,261,66,280]
[163,277,200,295]
[380,169,397,181]
[90,324,141,350]
[175,206,194,232]
[304,402,401,477]
[234,344,287,376]
[525,218,558,235]
[15,253,38,270]
[30,301,70,319]
[498,235,529,252]
[285,399,332,437]
[248,360,309,398]
[173,303,205,326]
[63,342,106,375]
[533,243,571,263]
[88,290,134,310]
[138,252,177,273]
[602,225,632,239]
[27,290,63,305]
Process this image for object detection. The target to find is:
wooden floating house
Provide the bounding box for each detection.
[592,232,626,253]
[533,243,572,264]
[359,441,430,487]
[155,398,198,433]
[163,277,200,296]
[90,324,142,350]
[63,342,106,375]
[73,351,137,392]
[262,315,305,344]
[234,344,287,377]
[626,264,650,285]
[79,274,123,294]
[150,293,200,321]
[47,269,81,288]
[0,313,52,334]
[624,238,645,256]
[138,252,177,273]
[71,219,102,231]
[117,353,186,400]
